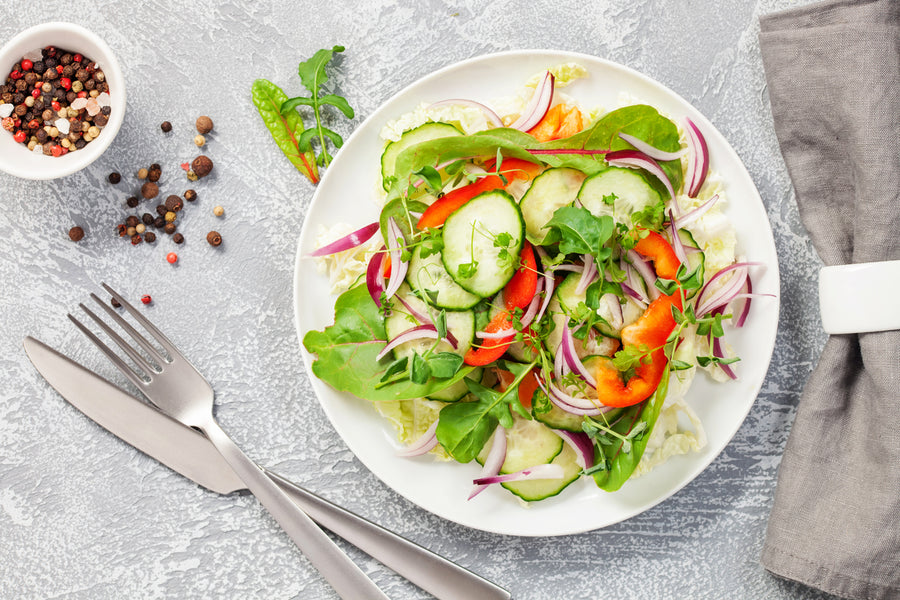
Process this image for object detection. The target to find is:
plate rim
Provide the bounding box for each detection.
[293,49,781,536]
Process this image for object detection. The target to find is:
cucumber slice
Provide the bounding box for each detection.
[676,228,705,299]
[578,167,662,226]
[381,122,462,191]
[384,284,475,360]
[502,442,582,501]
[519,167,586,244]
[441,190,524,298]
[532,356,624,431]
[426,367,483,402]
[407,246,481,310]
[477,416,562,471]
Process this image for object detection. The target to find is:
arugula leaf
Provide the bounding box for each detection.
[436,360,537,462]
[281,46,355,169]
[543,206,615,258]
[303,285,475,401]
[251,79,320,183]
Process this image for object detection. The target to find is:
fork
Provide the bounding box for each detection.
[69,284,389,600]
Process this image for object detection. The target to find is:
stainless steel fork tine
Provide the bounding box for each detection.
[102,283,180,358]
[77,303,158,378]
[67,313,149,391]
[89,293,168,366]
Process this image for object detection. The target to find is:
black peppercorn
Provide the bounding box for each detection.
[173,233,185,244]
[141,213,154,225]
[111,297,121,308]
[183,189,197,202]
[108,172,121,184]
[160,121,172,132]
[147,166,161,183]
[206,231,222,247]
[144,231,156,243]
[165,195,183,212]
[32,61,44,74]
[153,216,165,229]
[164,223,177,235]
[125,215,139,228]
[156,204,167,216]
[126,196,139,208]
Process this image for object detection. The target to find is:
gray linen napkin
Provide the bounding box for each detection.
[758,1,900,598]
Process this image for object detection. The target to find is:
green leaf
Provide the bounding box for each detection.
[410,353,431,384]
[297,45,345,94]
[297,128,318,152]
[413,165,443,194]
[302,285,475,401]
[428,352,463,378]
[380,357,408,382]
[602,192,618,206]
[543,206,615,258]
[250,79,319,183]
[319,93,355,119]
[655,278,679,296]
[434,310,448,340]
[457,261,478,280]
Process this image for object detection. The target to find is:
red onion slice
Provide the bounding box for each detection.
[469,426,507,500]
[428,99,504,128]
[695,262,763,317]
[606,149,675,201]
[394,295,458,349]
[551,264,585,275]
[535,374,606,416]
[308,222,380,257]
[668,212,689,266]
[674,194,719,229]
[396,420,439,457]
[712,335,738,380]
[375,324,438,361]
[519,277,544,329]
[384,217,409,301]
[618,132,685,162]
[561,325,597,387]
[627,250,661,300]
[473,463,565,486]
[602,293,624,330]
[575,253,596,295]
[553,430,595,470]
[476,328,517,340]
[734,275,753,328]
[534,247,557,325]
[509,71,555,131]
[684,117,709,198]
[366,246,387,307]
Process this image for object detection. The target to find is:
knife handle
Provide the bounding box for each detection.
[264,469,511,600]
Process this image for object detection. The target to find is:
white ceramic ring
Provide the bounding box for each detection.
[819,260,900,334]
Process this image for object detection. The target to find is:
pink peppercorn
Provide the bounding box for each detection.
[166,252,178,264]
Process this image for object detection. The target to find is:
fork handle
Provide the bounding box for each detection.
[264,469,512,600]
[200,420,389,600]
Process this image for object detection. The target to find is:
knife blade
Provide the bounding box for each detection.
[23,336,510,600]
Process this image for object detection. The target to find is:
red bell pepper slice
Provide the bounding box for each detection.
[594,292,682,408]
[464,310,514,366]
[633,230,680,281]
[503,242,537,310]
[416,159,541,230]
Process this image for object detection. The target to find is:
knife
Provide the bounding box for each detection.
[23,336,510,600]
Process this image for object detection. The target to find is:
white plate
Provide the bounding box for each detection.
[294,50,780,536]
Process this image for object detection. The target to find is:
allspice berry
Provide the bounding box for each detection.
[195,115,213,134]
[173,233,185,244]
[184,189,197,202]
[160,121,172,133]
[165,194,183,212]
[164,222,176,235]
[144,231,157,243]
[206,231,222,247]
[68,226,84,241]
[141,181,159,199]
[191,155,213,178]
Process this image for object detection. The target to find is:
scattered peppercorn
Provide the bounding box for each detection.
[195,115,213,134]
[184,189,197,202]
[164,222,176,235]
[213,205,224,217]
[194,134,206,147]
[160,121,172,133]
[108,172,121,184]
[131,234,142,245]
[191,155,213,178]
[126,196,139,208]
[164,195,183,212]
[166,252,178,264]
[141,181,159,199]
[206,231,222,247]
[126,226,136,236]
[155,204,167,216]
[144,231,156,243]
[141,213,154,225]
[164,211,176,223]
[124,215,139,228]
[153,216,165,229]
[68,226,84,241]
[186,170,199,182]
[111,297,121,308]
[137,168,148,180]
[147,165,162,183]
[173,233,184,244]
[117,223,127,237]
[135,223,146,234]
[141,295,152,304]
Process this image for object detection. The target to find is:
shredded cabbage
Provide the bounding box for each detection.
[313,223,382,296]
[374,399,451,460]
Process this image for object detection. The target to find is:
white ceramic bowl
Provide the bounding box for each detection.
[0,22,126,180]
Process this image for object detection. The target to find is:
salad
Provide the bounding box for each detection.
[303,64,764,503]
